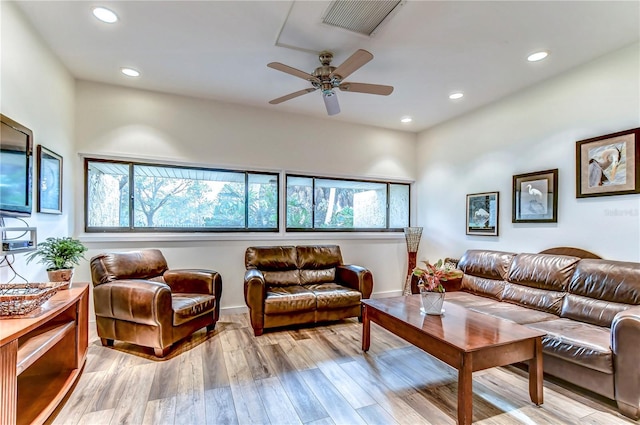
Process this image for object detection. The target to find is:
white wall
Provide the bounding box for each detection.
[416,43,640,263]
[0,2,76,282]
[73,81,417,310]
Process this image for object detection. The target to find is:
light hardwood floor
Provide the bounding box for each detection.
[51,313,636,425]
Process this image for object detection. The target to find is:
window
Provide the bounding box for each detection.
[286,174,409,231]
[85,159,278,232]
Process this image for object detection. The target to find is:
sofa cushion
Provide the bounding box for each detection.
[91,249,169,284]
[502,283,566,316]
[263,270,301,287]
[297,245,342,285]
[458,250,515,281]
[459,250,515,299]
[445,291,499,308]
[562,259,640,327]
[561,294,630,329]
[246,246,297,271]
[499,253,579,315]
[468,301,558,325]
[264,285,316,314]
[526,318,613,374]
[304,283,361,309]
[245,246,301,286]
[461,275,506,300]
[297,245,343,269]
[300,268,335,285]
[172,294,216,326]
[569,259,640,304]
[507,253,579,291]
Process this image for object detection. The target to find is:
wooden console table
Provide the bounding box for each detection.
[0,283,89,425]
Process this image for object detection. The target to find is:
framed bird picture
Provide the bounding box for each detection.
[576,127,640,198]
[512,169,558,223]
[466,192,499,236]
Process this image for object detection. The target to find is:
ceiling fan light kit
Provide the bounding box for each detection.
[323,91,340,116]
[267,49,394,116]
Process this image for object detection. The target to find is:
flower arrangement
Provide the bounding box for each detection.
[413,259,463,293]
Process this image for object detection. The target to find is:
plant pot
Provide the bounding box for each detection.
[419,288,445,315]
[47,269,74,290]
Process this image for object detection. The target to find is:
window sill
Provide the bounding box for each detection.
[78,231,405,244]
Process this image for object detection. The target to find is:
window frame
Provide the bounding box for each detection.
[84,158,280,233]
[285,173,410,232]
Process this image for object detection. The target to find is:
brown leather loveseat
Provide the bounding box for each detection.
[90,249,222,357]
[447,249,640,419]
[244,245,373,336]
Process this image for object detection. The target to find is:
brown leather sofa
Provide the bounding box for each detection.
[244,245,373,336]
[90,249,222,357]
[447,249,640,419]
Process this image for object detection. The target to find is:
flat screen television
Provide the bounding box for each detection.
[0,114,33,217]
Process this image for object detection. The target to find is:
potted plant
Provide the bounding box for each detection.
[26,237,88,289]
[413,259,463,315]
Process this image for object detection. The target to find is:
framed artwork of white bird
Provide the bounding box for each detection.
[466,191,499,236]
[576,127,640,198]
[513,169,558,223]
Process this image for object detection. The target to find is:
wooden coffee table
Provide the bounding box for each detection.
[362,295,545,425]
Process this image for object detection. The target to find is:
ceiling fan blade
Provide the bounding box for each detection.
[267,62,320,84]
[269,88,317,104]
[329,49,373,80]
[323,91,340,116]
[339,82,394,96]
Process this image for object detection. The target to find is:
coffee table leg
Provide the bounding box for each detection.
[529,337,543,405]
[458,355,473,425]
[362,305,371,352]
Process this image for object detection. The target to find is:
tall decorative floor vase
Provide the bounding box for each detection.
[402,227,423,295]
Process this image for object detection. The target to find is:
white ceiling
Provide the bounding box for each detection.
[14,1,640,133]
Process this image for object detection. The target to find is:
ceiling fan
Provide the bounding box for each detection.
[267,49,394,116]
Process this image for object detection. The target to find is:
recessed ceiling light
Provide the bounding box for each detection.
[121,68,140,77]
[449,92,464,100]
[92,7,118,24]
[527,51,549,62]
[401,117,412,123]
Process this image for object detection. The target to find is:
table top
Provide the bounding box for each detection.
[0,283,89,345]
[362,295,546,352]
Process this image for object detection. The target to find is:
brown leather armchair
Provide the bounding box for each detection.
[244,245,373,336]
[90,249,222,357]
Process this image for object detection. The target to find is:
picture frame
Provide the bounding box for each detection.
[466,191,499,236]
[576,127,640,198]
[37,145,62,214]
[512,169,558,223]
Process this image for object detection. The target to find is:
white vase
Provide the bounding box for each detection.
[420,288,445,315]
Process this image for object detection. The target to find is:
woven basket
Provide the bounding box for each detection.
[0,283,61,317]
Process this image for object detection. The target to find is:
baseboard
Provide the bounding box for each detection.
[371,290,403,298]
[221,305,249,315]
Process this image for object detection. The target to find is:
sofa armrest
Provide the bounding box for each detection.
[336,265,373,299]
[244,269,267,334]
[612,305,640,419]
[93,280,173,327]
[164,268,221,295]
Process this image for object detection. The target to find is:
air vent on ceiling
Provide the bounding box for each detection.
[322,0,404,36]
